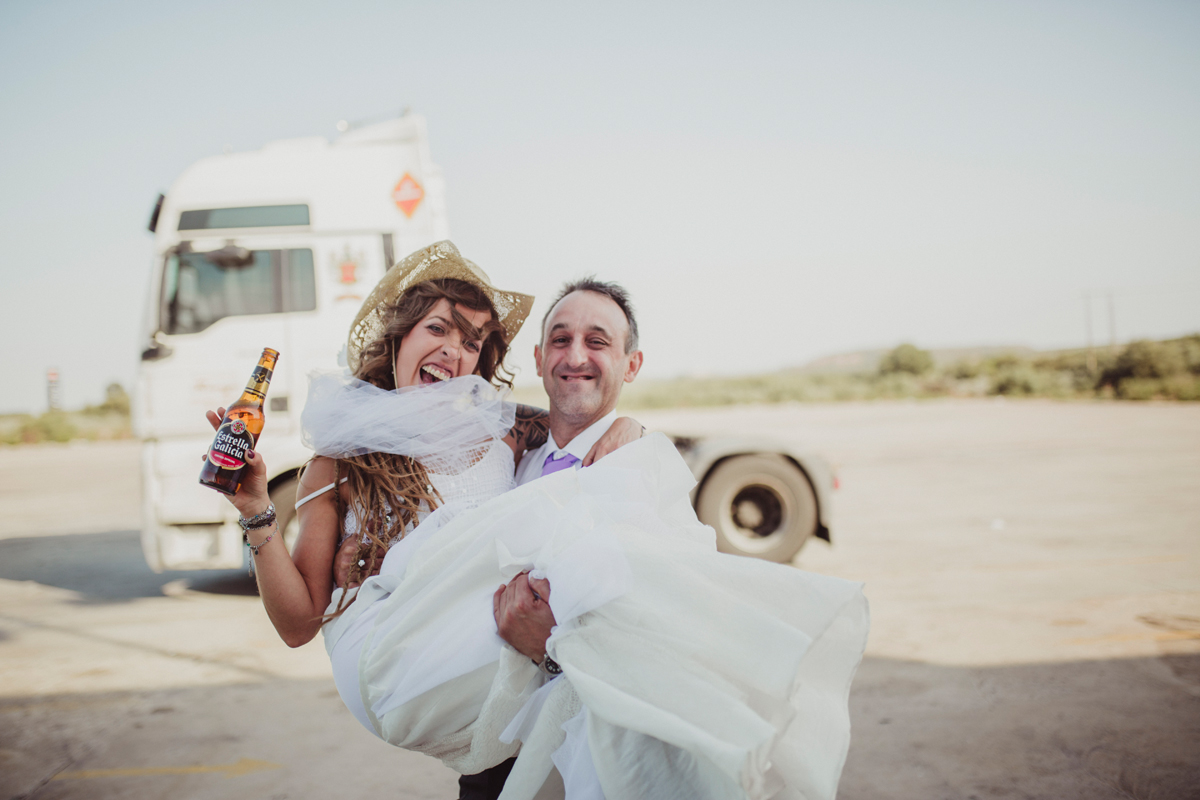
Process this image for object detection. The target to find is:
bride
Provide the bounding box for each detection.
[205,240,641,650]
[212,241,869,800]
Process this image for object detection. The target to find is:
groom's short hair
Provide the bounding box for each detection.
[541,277,639,353]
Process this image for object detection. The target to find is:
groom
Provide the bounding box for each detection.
[461,277,644,799]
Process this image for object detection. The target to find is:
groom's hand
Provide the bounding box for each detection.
[332,537,381,589]
[332,537,357,589]
[494,572,556,661]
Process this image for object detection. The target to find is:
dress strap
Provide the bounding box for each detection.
[295,477,349,510]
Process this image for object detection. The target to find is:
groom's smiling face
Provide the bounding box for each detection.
[535,290,642,428]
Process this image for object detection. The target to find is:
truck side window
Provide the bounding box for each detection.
[285,249,317,313]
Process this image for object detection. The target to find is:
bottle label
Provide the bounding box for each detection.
[246,366,273,399]
[208,418,255,470]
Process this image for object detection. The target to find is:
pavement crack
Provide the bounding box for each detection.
[0,612,267,681]
[11,753,73,800]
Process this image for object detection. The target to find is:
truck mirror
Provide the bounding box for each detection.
[141,340,173,361]
[148,193,165,233]
[204,246,255,268]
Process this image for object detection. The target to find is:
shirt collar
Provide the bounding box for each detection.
[548,410,619,463]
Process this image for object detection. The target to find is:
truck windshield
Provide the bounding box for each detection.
[160,248,316,335]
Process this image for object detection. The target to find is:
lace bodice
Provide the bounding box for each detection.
[341,441,517,544]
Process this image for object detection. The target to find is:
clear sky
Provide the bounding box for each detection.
[1,0,1197,413]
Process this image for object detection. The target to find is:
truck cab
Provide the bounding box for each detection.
[136,115,448,571]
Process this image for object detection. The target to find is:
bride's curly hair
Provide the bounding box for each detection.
[326,278,512,617]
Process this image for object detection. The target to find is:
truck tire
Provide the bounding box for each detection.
[269,476,301,553]
[696,454,817,563]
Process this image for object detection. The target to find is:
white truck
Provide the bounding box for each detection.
[135,115,833,574]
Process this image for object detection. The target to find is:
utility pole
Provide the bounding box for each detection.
[1107,292,1117,354]
[1084,292,1096,374]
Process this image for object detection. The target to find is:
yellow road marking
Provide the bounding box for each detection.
[1068,630,1200,645]
[52,757,281,780]
[975,554,1190,573]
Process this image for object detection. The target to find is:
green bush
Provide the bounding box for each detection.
[17,412,78,443]
[948,361,980,380]
[1114,375,1200,401]
[1033,351,1094,391]
[1120,340,1184,379]
[879,344,933,376]
[0,415,30,445]
[988,363,1074,397]
[873,371,922,397]
[1180,335,1200,375]
[991,366,1037,396]
[984,354,1024,374]
[1117,378,1164,401]
[1163,374,1200,401]
[83,382,131,416]
[1099,340,1188,397]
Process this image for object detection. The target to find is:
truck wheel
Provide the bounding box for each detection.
[269,476,301,553]
[696,454,817,563]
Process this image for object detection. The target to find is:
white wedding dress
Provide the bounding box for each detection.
[322,433,869,800]
[326,438,519,737]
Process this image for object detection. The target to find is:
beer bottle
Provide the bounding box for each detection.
[200,348,280,495]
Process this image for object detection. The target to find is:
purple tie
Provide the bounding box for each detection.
[541,451,580,476]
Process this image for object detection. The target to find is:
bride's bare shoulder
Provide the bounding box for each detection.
[299,456,339,493]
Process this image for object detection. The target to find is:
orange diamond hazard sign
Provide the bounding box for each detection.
[392,173,424,218]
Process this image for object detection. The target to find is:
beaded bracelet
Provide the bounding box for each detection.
[244,524,276,577]
[245,528,276,557]
[239,503,276,531]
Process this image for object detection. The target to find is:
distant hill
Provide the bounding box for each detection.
[795,345,1039,374]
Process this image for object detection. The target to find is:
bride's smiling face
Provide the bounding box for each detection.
[394,298,493,389]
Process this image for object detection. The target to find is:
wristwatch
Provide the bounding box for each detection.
[534,653,562,676]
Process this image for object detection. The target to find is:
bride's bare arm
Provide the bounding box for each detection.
[503,405,644,465]
[583,417,645,465]
[204,407,338,647]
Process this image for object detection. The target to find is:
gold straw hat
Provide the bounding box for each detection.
[346,240,534,374]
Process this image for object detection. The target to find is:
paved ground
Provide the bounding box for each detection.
[1,399,1198,800]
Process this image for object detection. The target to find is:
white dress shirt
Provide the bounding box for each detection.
[514,410,618,487]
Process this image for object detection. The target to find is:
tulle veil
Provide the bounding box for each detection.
[300,371,516,475]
